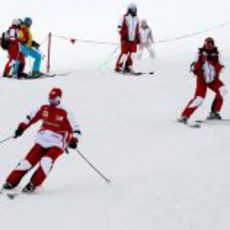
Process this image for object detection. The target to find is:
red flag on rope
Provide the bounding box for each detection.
[70,38,76,44]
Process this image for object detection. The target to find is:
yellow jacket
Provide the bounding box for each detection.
[19,25,33,47]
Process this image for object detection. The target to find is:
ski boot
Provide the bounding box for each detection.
[177,116,189,124]
[22,182,36,193]
[18,72,29,79]
[207,111,222,120]
[30,71,44,78]
[2,182,15,190]
[2,74,12,78]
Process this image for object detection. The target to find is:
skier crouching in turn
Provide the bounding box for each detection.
[2,88,81,193]
[178,37,227,124]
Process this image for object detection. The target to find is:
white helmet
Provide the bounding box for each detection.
[12,18,22,26]
[127,3,137,16]
[141,19,148,27]
[127,2,137,10]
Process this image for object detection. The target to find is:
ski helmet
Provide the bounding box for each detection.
[12,18,22,27]
[48,87,62,106]
[204,37,215,44]
[127,2,137,16]
[23,17,32,27]
[141,19,148,28]
[204,37,215,50]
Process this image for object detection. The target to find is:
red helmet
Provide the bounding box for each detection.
[48,88,62,106]
[204,37,215,45]
[204,37,215,51]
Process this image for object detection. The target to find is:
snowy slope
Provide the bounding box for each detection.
[1,52,230,230]
[1,0,230,229]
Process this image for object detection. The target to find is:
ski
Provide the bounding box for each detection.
[177,120,201,128]
[124,71,154,76]
[195,119,230,124]
[0,189,21,200]
[115,70,154,76]
[186,122,201,128]
[1,72,70,80]
[6,192,20,200]
[27,72,70,79]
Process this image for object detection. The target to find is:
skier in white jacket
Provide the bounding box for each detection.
[137,19,154,59]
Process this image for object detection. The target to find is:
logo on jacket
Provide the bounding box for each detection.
[43,110,49,118]
[56,115,64,122]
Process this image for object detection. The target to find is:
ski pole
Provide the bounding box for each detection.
[0,135,14,145]
[98,46,119,70]
[76,149,111,183]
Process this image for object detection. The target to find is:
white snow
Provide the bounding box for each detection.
[1,0,230,229]
[1,53,230,230]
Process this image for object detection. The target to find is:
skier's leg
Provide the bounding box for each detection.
[3,43,18,77]
[30,147,63,187]
[115,41,129,71]
[11,43,21,76]
[28,48,42,72]
[126,52,135,71]
[147,46,155,59]
[209,80,227,113]
[20,45,29,57]
[17,52,26,76]
[3,59,13,77]
[126,41,137,71]
[181,76,207,118]
[121,54,129,71]
[5,144,45,188]
[121,43,130,72]
[137,45,144,59]
[115,53,123,71]
[12,60,21,76]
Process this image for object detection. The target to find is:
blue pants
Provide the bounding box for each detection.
[20,45,42,72]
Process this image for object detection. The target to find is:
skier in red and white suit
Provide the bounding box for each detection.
[3,19,25,78]
[115,3,140,73]
[3,88,81,193]
[178,37,227,123]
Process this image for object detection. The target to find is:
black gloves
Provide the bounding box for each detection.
[32,40,40,49]
[68,138,78,149]
[14,127,24,138]
[14,124,26,138]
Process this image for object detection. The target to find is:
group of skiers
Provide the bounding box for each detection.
[115,2,154,74]
[115,3,227,122]
[115,3,229,123]
[0,17,42,78]
[0,3,228,195]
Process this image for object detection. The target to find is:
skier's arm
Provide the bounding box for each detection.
[117,17,124,33]
[190,53,202,74]
[67,109,82,148]
[117,16,128,41]
[14,107,42,138]
[149,29,154,44]
[217,53,225,73]
[136,20,140,44]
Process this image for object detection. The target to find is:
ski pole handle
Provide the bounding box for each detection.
[76,149,111,183]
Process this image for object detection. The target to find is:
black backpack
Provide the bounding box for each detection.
[1,31,9,50]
